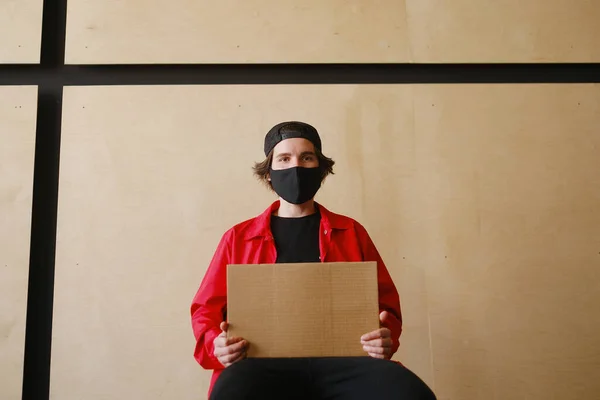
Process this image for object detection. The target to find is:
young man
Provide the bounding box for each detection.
[190,121,436,399]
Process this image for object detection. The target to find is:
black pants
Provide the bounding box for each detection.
[210,357,436,400]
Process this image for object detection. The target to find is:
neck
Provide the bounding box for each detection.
[276,198,316,218]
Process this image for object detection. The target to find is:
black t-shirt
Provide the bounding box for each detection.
[270,209,321,263]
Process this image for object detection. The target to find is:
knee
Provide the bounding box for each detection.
[388,363,436,400]
[209,360,256,400]
[360,359,436,399]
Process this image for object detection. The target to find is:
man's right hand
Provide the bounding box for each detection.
[213,321,248,367]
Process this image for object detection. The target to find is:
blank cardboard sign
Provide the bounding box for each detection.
[0,86,37,400]
[227,262,379,358]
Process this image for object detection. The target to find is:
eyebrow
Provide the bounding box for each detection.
[274,151,316,158]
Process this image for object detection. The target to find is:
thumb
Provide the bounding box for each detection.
[220,321,229,332]
[379,311,390,325]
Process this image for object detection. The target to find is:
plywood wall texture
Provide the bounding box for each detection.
[64,0,409,64]
[52,84,600,400]
[51,84,416,399]
[406,0,600,62]
[0,0,44,63]
[0,86,38,400]
[63,0,600,64]
[413,84,600,399]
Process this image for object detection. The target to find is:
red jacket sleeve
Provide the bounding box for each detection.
[355,222,403,357]
[190,230,232,370]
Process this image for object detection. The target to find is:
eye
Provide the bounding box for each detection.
[303,155,315,161]
[278,156,290,162]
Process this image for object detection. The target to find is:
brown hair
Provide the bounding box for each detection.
[252,148,335,191]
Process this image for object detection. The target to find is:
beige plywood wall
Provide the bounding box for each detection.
[63,0,600,64]
[406,0,600,62]
[413,85,600,399]
[64,0,409,64]
[52,84,600,399]
[0,86,38,400]
[0,0,44,63]
[51,84,417,399]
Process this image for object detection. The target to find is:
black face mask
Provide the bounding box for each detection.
[269,167,322,204]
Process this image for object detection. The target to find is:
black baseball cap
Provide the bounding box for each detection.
[263,121,322,156]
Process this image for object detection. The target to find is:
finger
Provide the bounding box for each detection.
[220,350,246,366]
[361,328,390,342]
[220,321,229,332]
[369,352,387,359]
[224,336,245,346]
[214,333,240,347]
[217,329,227,340]
[360,329,382,342]
[226,339,248,354]
[362,338,393,348]
[214,340,245,358]
[379,311,391,324]
[362,345,386,355]
[213,337,224,350]
[217,340,247,357]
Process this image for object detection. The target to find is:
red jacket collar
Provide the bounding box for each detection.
[242,200,352,240]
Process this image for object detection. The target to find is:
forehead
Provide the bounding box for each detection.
[272,137,315,155]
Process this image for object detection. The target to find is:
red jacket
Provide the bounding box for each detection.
[190,201,402,396]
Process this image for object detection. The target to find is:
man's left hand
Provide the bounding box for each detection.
[360,311,393,359]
